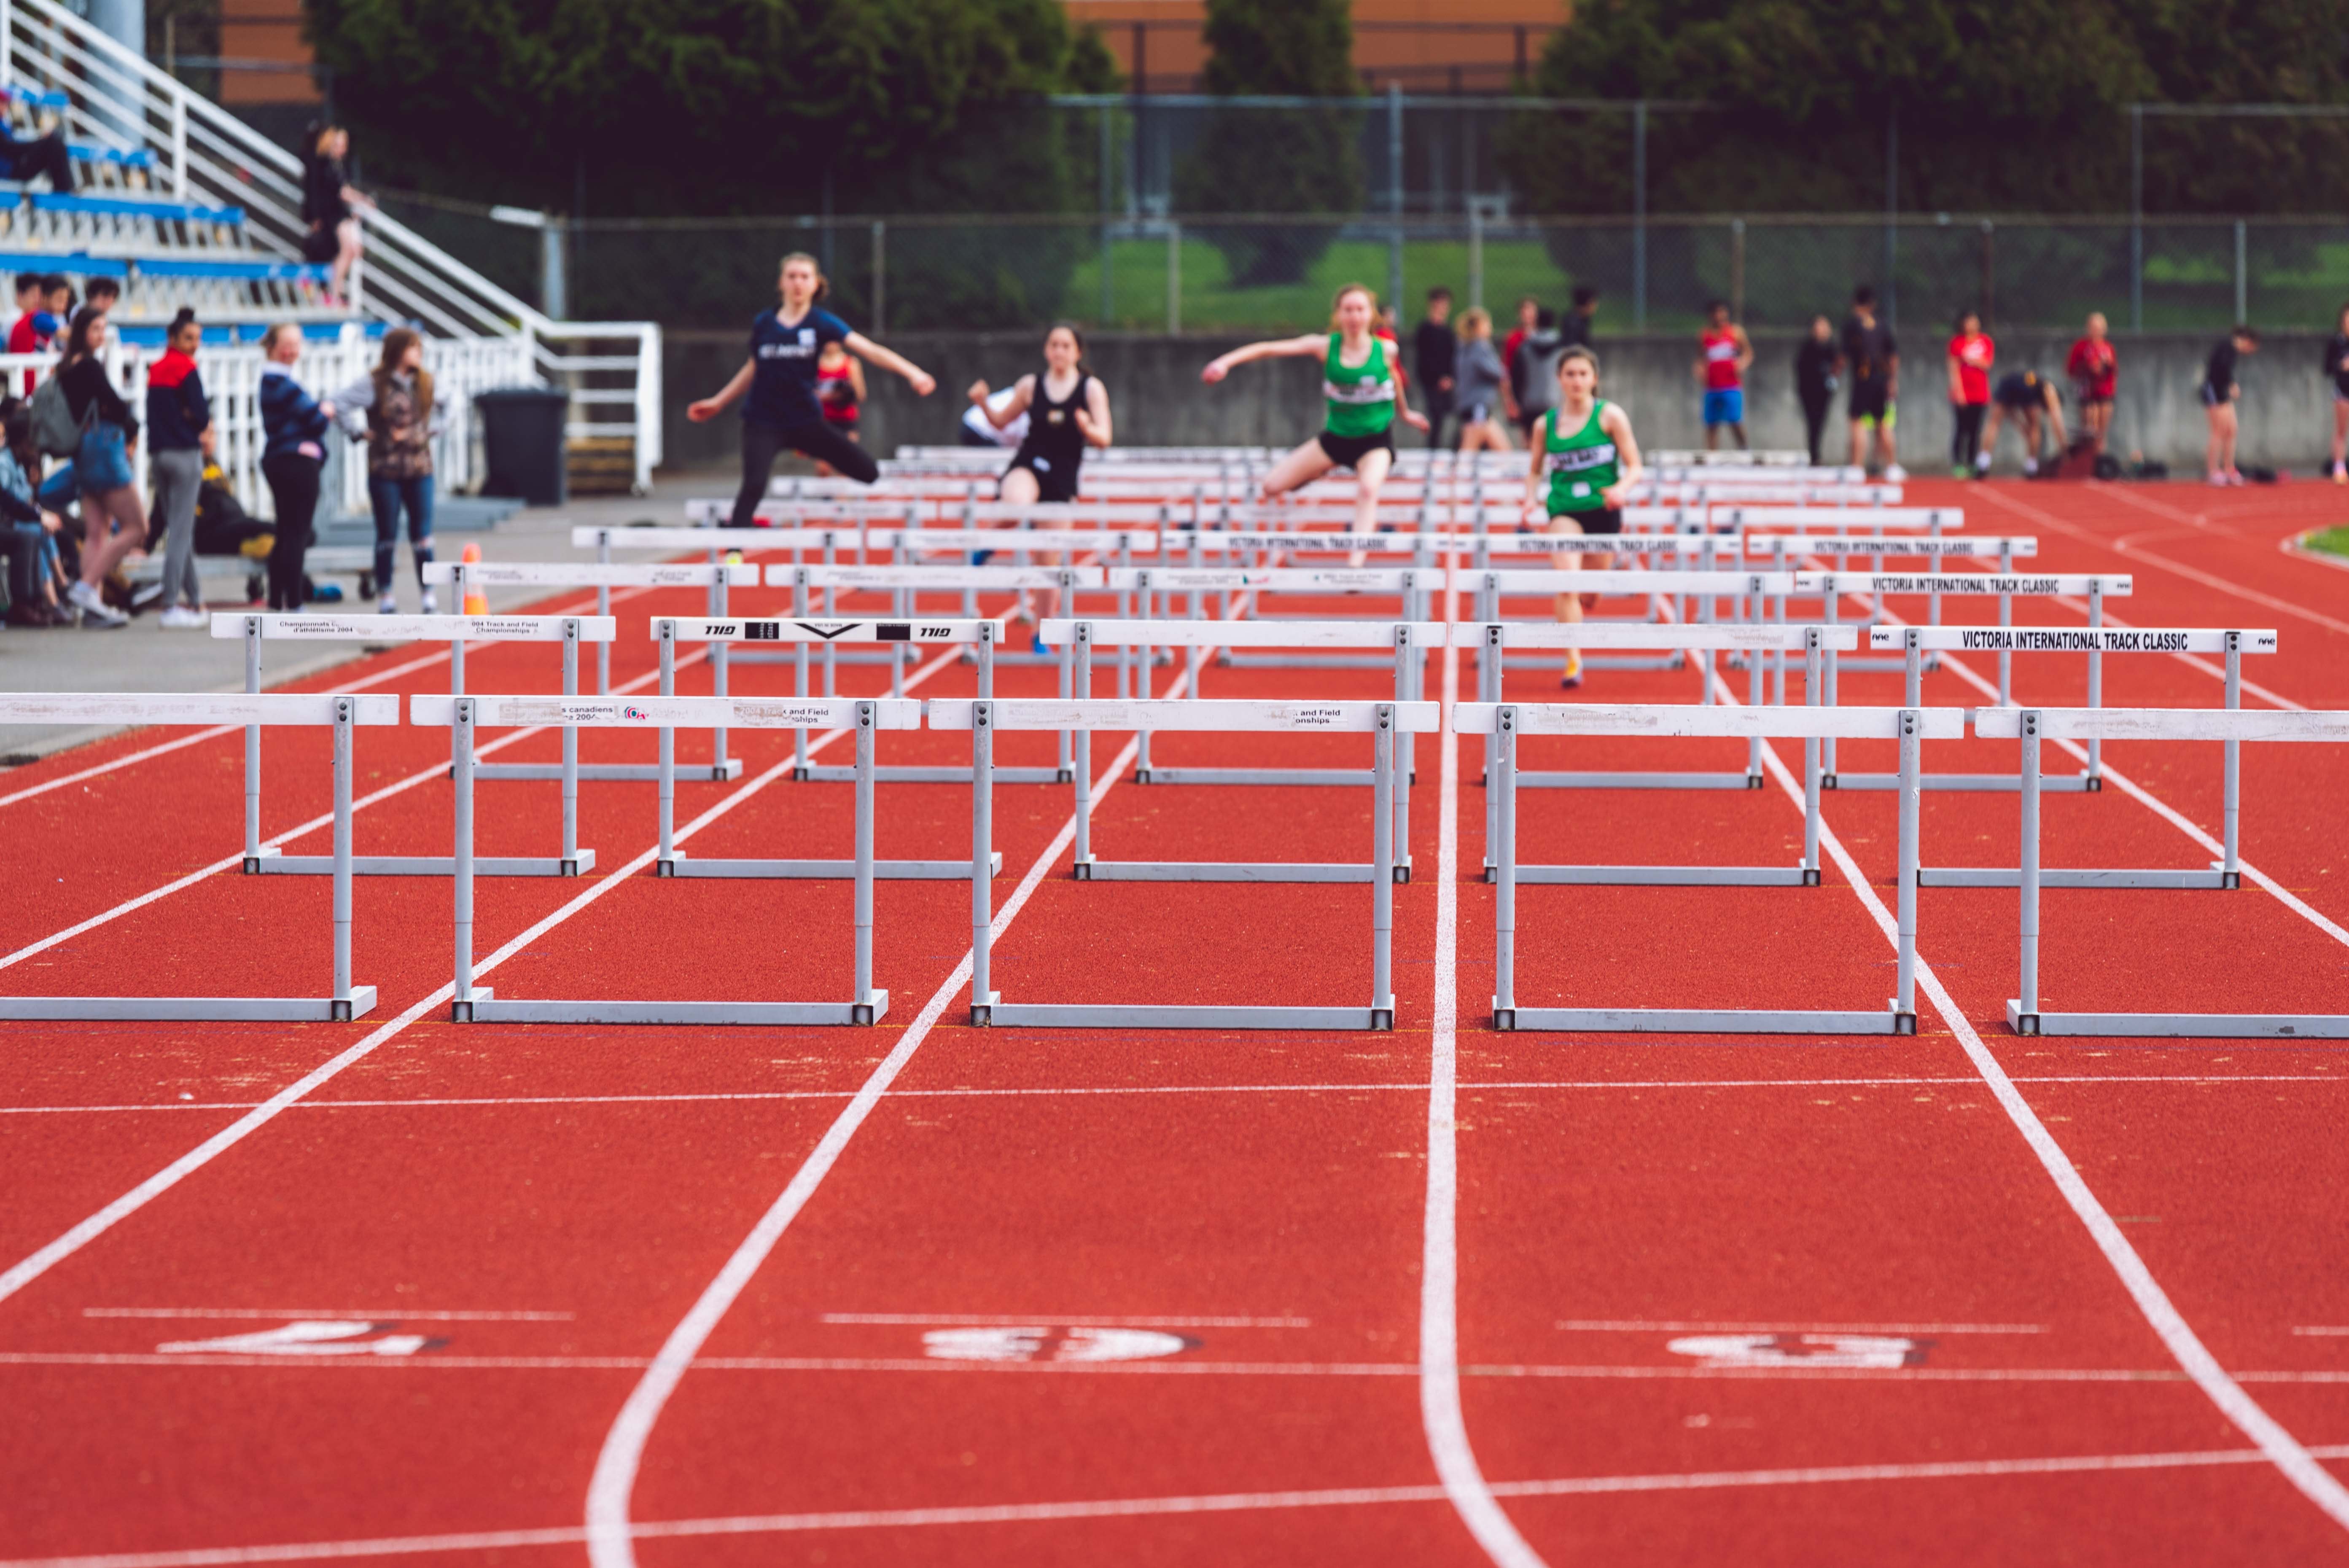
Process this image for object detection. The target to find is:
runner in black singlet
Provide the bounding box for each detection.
[968,323,1112,506]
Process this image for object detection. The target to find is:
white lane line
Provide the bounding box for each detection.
[0,648,956,1309]
[1554,1320,2044,1334]
[819,1312,1310,1328]
[81,1307,573,1322]
[0,644,717,977]
[10,1073,2342,1117]
[15,1444,2349,1568]
[2039,595,2303,711]
[583,682,1178,1568]
[0,650,455,811]
[1981,487,2349,639]
[1750,736,2349,1534]
[1421,577,1547,1568]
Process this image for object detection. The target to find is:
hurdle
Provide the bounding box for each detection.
[1464,567,1795,678]
[213,612,611,877]
[420,692,918,1025]
[1113,565,1444,676]
[936,696,1441,1029]
[0,692,388,1022]
[1992,705,2349,1038]
[1463,699,1959,1034]
[640,616,1008,878]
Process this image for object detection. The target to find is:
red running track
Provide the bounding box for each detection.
[0,482,2347,1566]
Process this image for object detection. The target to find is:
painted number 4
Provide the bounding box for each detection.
[156,1321,439,1357]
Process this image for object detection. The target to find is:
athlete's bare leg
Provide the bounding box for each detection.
[1848,418,1868,469]
[1259,436,1338,499]
[1351,445,1393,534]
[998,465,1042,622]
[2088,403,2113,455]
[1546,511,1606,682]
[2330,401,2348,473]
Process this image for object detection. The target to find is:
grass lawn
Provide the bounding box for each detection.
[2304,526,2349,559]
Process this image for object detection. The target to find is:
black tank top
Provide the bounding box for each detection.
[1013,372,1091,476]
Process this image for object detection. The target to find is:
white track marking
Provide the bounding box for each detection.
[1981,487,2349,638]
[8,1073,2338,1116]
[1421,570,1548,1568]
[1554,1320,2043,1334]
[15,1445,2349,1568]
[0,650,453,810]
[83,1307,573,1321]
[821,1313,1309,1328]
[1748,733,2349,1533]
[582,678,1179,1567]
[2040,595,2303,710]
[0,647,958,1309]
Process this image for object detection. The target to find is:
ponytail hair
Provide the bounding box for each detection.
[1328,282,1377,329]
[779,251,830,304]
[168,307,199,342]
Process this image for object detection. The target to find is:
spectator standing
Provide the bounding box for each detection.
[1793,316,1839,466]
[812,338,865,478]
[2201,325,2258,486]
[1558,286,1598,351]
[1947,310,1994,477]
[1839,286,1902,479]
[258,322,332,613]
[145,307,211,627]
[83,275,119,318]
[8,272,62,396]
[1509,307,1566,442]
[2066,313,2118,458]
[334,326,441,613]
[1451,307,1510,453]
[1413,287,1456,449]
[2322,304,2349,484]
[1694,299,1753,452]
[55,306,143,627]
[1499,297,1539,427]
[302,124,373,306]
[1982,369,2065,476]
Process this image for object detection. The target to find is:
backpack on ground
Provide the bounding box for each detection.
[29,371,83,457]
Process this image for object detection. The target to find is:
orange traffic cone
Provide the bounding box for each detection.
[460,541,488,615]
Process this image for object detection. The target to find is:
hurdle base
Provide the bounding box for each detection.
[0,986,377,1022]
[474,760,744,783]
[248,847,596,878]
[1921,865,2234,890]
[456,990,890,1026]
[1075,856,1409,884]
[659,850,1001,880]
[1827,770,2096,793]
[2007,1000,2349,1038]
[1514,770,1763,791]
[796,764,1065,785]
[1493,1003,1914,1035]
[975,1001,1394,1031]
[1493,863,1818,887]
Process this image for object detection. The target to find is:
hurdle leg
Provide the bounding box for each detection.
[712,574,732,773]
[850,702,886,1025]
[1057,634,1073,782]
[597,536,613,694]
[242,616,262,870]
[1371,706,1396,1030]
[1803,635,1822,882]
[2086,583,2104,788]
[1483,624,1503,877]
[2010,710,2042,1034]
[1746,611,1763,784]
[2222,639,2242,886]
[560,621,583,873]
[1822,590,1840,781]
[329,701,363,1021]
[1892,708,1921,1033]
[1492,707,1518,1027]
[1393,627,1414,879]
[1770,588,1786,707]
[794,570,811,776]
[1997,581,2013,707]
[452,697,479,1018]
[970,700,997,1023]
[657,626,677,869]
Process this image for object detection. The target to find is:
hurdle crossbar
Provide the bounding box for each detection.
[936,697,1442,1030]
[1465,699,1959,1033]
[212,612,613,877]
[420,692,917,1025]
[1986,705,2349,1037]
[0,693,391,1021]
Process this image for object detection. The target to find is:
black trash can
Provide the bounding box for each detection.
[475,386,569,507]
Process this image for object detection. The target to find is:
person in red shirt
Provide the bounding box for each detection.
[7,271,64,396]
[1947,309,1994,476]
[2066,312,2118,456]
[1498,296,1539,427]
[1692,300,1753,451]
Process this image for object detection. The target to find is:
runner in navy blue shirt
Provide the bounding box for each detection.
[689,251,936,526]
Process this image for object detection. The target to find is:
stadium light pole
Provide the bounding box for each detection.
[2129,104,2143,331]
[1883,105,1897,330]
[1631,100,1646,329]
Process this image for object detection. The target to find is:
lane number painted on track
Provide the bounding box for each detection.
[154,1320,441,1357]
[921,1326,1196,1363]
[1667,1332,1926,1369]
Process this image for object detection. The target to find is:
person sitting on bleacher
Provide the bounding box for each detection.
[0,399,63,626]
[0,115,74,194]
[7,272,63,397]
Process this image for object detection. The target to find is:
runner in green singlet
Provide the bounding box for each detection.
[1201,283,1429,535]
[1520,346,1643,687]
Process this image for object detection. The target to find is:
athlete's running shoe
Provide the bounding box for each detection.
[1884,464,1908,482]
[2333,462,2345,485]
[1951,465,1970,479]
[1561,652,1584,689]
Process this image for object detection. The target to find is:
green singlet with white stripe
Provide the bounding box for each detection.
[1321,332,1395,438]
[1542,400,1620,515]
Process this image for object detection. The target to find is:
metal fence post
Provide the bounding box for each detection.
[1168,218,1180,334]
[1884,106,1898,329]
[870,220,885,334]
[2235,219,2248,324]
[1388,82,1405,314]
[1980,219,1994,323]
[1100,104,1115,327]
[1467,202,1484,313]
[1729,218,1744,321]
[1632,100,1647,329]
[2129,104,2144,332]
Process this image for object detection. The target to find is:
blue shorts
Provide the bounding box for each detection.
[1703,387,1744,427]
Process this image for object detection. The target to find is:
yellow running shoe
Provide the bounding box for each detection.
[1561,651,1584,689]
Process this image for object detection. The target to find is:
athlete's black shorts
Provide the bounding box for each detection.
[1316,427,1395,469]
[1848,379,1890,422]
[1994,375,2045,411]
[1005,455,1081,503]
[1547,506,1622,535]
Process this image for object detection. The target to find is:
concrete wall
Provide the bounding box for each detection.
[663,328,2343,478]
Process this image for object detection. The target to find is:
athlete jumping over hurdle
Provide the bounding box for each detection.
[1199,283,1429,542]
[1522,345,1643,689]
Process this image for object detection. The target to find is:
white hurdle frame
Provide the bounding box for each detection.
[214,612,612,877]
[936,697,1442,1030]
[1463,700,1961,1034]
[420,692,919,1026]
[648,616,1009,880]
[0,693,391,1022]
[1991,705,2349,1037]
[1041,617,1426,879]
